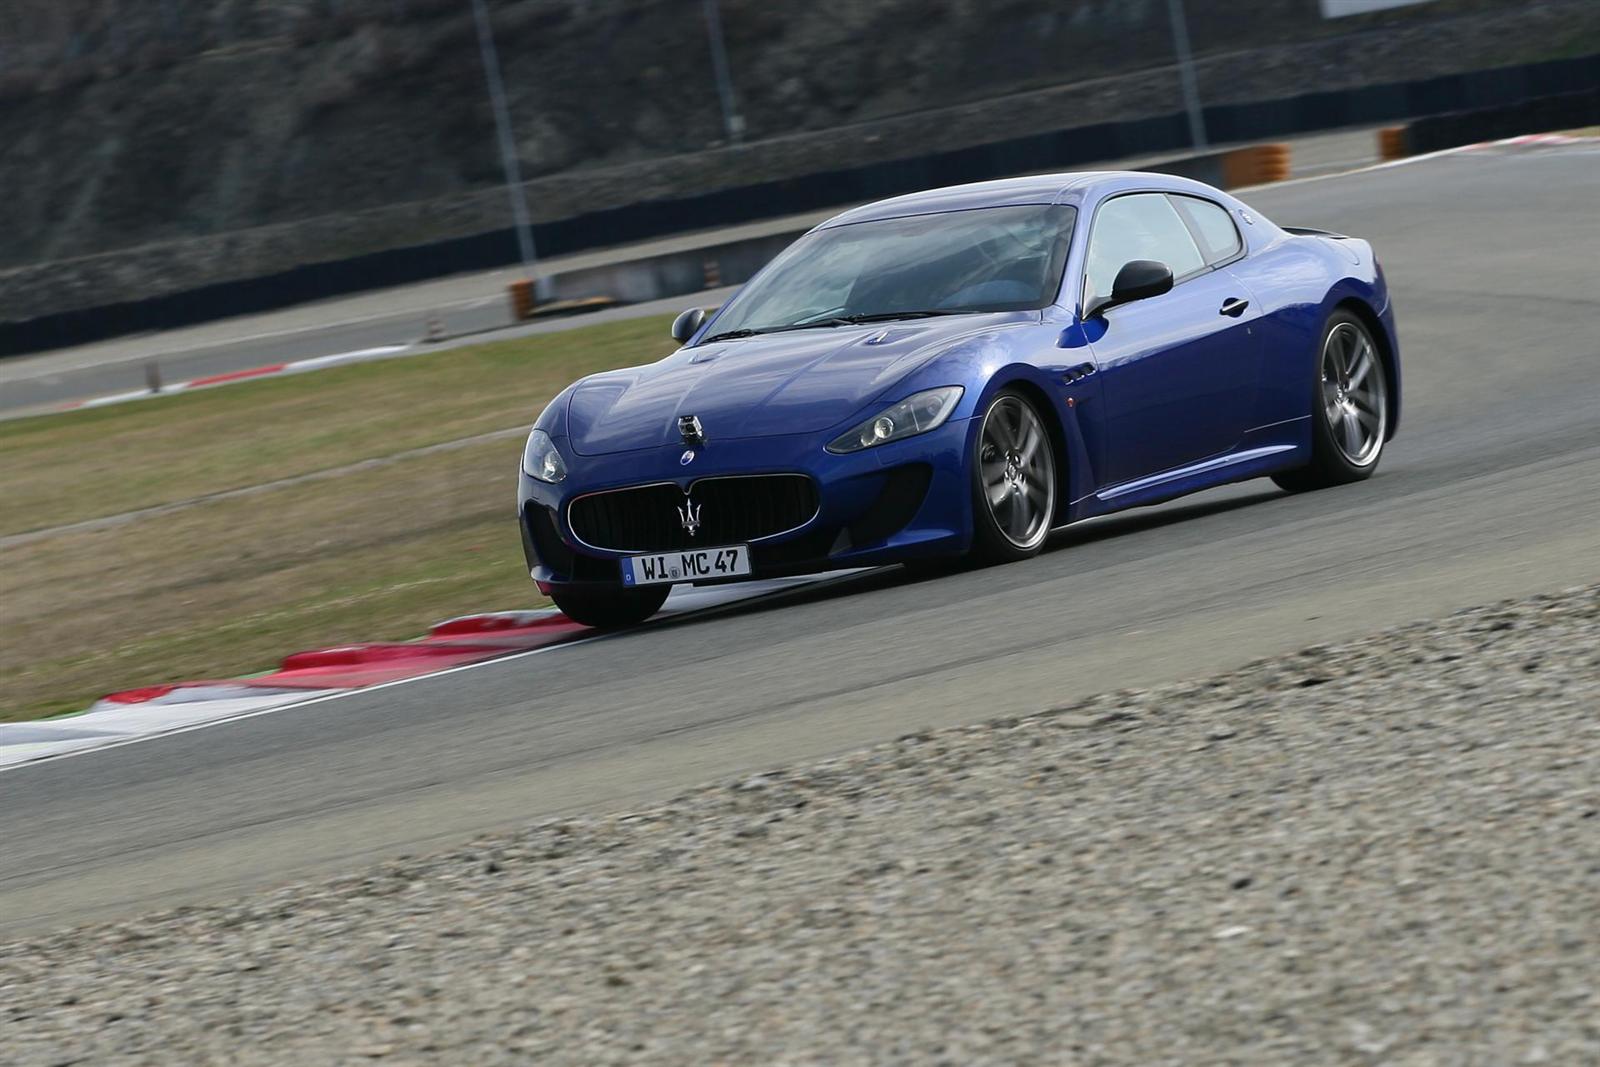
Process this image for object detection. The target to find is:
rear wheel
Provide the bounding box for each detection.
[1273,310,1389,492]
[549,583,670,629]
[968,389,1058,564]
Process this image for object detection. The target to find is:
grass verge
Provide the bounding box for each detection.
[0,314,674,536]
[0,315,679,722]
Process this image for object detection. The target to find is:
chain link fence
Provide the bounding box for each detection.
[0,1,1532,126]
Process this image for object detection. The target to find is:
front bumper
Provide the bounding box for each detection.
[517,420,974,590]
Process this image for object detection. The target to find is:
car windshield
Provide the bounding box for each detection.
[701,204,1077,342]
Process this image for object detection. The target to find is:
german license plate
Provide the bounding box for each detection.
[621,545,751,586]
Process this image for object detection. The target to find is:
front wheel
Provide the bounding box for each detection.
[1273,310,1389,493]
[968,389,1058,565]
[549,583,670,629]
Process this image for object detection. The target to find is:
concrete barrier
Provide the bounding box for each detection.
[1377,125,1412,161]
[508,279,536,321]
[1376,88,1599,158]
[1220,144,1293,187]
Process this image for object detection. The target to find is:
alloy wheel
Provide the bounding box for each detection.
[1320,321,1388,467]
[978,395,1055,550]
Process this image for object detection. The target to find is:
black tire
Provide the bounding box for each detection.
[1273,309,1390,493]
[549,583,670,629]
[968,388,1059,565]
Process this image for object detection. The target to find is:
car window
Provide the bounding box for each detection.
[1083,193,1206,310]
[702,204,1077,339]
[1171,195,1243,265]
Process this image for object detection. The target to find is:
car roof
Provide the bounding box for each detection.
[815,170,1224,228]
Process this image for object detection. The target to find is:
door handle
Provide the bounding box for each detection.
[1219,298,1250,318]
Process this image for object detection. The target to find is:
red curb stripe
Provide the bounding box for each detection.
[96,614,586,708]
[428,614,578,638]
[100,679,297,703]
[186,363,287,388]
[424,632,584,649]
[103,684,184,704]
[279,642,511,671]
[266,668,466,689]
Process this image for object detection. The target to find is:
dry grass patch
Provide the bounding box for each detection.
[1,438,533,721]
[0,314,676,535]
[0,315,680,720]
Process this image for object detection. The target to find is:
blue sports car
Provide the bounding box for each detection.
[518,171,1399,627]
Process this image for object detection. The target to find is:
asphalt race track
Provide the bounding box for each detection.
[3,145,1598,937]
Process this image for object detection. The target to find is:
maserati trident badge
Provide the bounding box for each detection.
[678,415,705,446]
[677,497,703,537]
[680,449,696,466]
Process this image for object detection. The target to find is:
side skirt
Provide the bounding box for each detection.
[1063,435,1307,522]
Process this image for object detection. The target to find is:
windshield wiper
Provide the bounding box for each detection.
[703,310,968,344]
[699,328,764,343]
[783,310,969,331]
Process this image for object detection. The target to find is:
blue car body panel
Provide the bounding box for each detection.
[518,171,1400,591]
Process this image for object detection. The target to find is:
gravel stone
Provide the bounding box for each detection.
[3,585,1598,1065]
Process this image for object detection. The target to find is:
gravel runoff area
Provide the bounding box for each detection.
[5,585,1597,1065]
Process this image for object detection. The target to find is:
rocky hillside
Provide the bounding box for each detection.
[2,0,1590,275]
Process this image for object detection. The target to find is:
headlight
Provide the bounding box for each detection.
[522,429,568,483]
[826,386,964,454]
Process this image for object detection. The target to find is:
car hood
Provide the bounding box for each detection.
[565,313,1029,455]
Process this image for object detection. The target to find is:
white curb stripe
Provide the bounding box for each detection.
[0,570,880,773]
[281,345,411,374]
[81,388,176,408]
[0,692,348,769]
[58,345,411,413]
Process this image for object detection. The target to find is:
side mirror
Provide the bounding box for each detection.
[671,307,707,344]
[1091,260,1174,317]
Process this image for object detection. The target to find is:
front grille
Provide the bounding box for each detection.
[569,475,820,553]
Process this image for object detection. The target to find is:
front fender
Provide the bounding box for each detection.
[963,363,1098,521]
